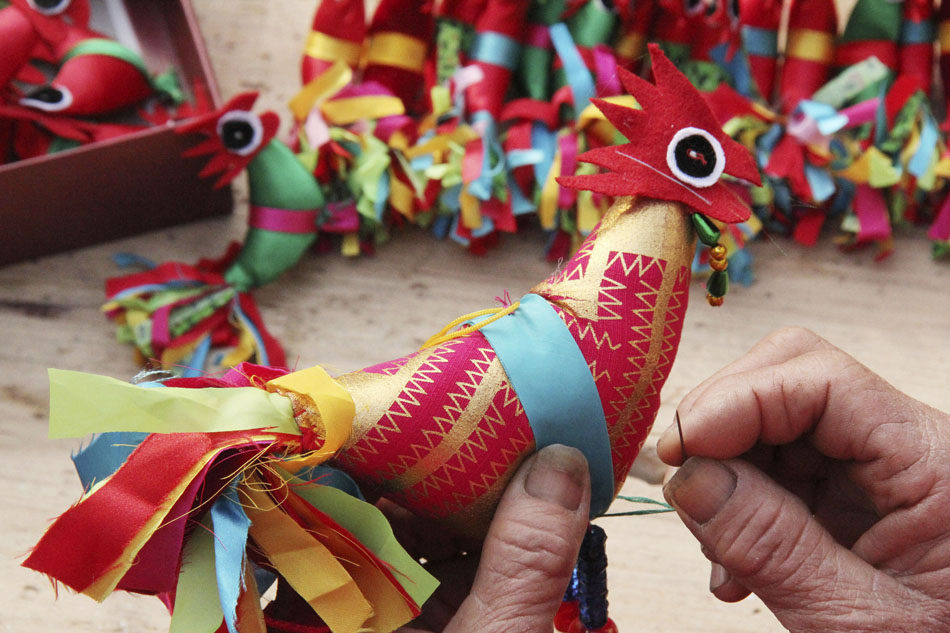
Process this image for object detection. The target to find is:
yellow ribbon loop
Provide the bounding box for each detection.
[289,60,353,122]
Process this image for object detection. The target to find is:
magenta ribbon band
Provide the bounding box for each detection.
[249,205,319,234]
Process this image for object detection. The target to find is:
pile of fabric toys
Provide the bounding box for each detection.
[101,0,950,374]
[0,0,201,165]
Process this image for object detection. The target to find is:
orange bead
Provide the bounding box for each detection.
[706,294,724,307]
[709,257,728,272]
[710,244,727,259]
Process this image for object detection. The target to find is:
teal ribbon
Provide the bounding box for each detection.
[550,23,595,112]
[470,30,521,70]
[475,293,614,517]
[740,25,778,57]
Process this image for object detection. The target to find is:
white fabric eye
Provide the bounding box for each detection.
[20,84,73,112]
[665,126,726,188]
[217,110,265,156]
[27,0,72,16]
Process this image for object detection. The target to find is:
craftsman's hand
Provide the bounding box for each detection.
[391,444,591,633]
[657,327,950,632]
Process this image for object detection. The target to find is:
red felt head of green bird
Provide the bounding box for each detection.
[178,91,280,189]
[559,43,761,224]
[7,0,89,44]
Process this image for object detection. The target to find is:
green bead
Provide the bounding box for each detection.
[691,213,721,247]
[706,270,729,298]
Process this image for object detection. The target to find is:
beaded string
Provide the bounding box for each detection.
[556,524,617,633]
[691,213,729,306]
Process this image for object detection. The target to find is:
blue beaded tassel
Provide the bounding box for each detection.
[556,523,617,633]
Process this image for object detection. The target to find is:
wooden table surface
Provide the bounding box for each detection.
[2,2,948,632]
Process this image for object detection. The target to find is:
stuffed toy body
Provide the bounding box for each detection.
[25,45,759,633]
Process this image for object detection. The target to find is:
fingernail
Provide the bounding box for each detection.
[663,457,736,525]
[524,444,589,511]
[710,563,730,593]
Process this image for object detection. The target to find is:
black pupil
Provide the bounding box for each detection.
[674,134,717,179]
[221,120,255,150]
[34,0,66,9]
[30,86,65,104]
[684,0,702,12]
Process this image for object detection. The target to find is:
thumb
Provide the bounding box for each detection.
[445,444,591,633]
[663,457,909,632]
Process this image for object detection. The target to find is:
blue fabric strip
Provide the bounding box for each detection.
[72,431,149,490]
[210,479,251,633]
[900,20,935,45]
[550,23,595,112]
[804,163,835,202]
[741,25,778,57]
[909,109,939,177]
[470,31,521,71]
[476,293,614,517]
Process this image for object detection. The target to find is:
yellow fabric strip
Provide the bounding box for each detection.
[459,188,482,229]
[786,29,834,64]
[342,232,361,256]
[389,176,416,219]
[278,484,417,632]
[304,31,363,66]
[577,191,602,234]
[365,31,427,73]
[48,369,298,438]
[403,125,478,160]
[242,485,374,633]
[289,60,353,122]
[276,468,439,610]
[539,144,563,230]
[266,366,354,471]
[939,22,950,53]
[321,95,405,125]
[615,32,646,59]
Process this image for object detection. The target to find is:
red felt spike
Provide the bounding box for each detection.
[181,136,221,158]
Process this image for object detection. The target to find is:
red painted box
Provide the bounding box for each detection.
[0,0,232,266]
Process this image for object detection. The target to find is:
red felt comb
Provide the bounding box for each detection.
[559,44,761,223]
[178,92,280,190]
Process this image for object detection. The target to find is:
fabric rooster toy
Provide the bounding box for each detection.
[25,46,759,633]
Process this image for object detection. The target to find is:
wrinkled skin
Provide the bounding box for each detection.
[659,327,950,633]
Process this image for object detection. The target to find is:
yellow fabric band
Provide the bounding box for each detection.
[786,28,834,64]
[365,31,427,73]
[266,366,354,471]
[304,31,363,66]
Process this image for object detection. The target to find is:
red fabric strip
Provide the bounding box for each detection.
[834,41,898,70]
[249,205,319,235]
[23,431,275,593]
